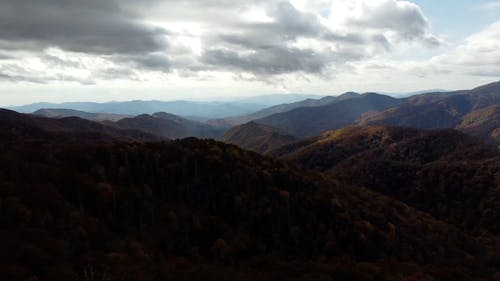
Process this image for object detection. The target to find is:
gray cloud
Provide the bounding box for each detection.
[202,46,327,75]
[0,0,443,83]
[345,0,440,44]
[199,2,385,77]
[41,54,83,69]
[0,64,94,84]
[94,67,138,81]
[0,0,168,55]
[122,53,172,72]
[0,54,14,60]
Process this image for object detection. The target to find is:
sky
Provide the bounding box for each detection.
[0,0,500,105]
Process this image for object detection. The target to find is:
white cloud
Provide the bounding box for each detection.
[7,0,499,103]
[420,21,500,77]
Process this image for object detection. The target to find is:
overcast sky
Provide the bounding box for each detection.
[1,0,500,105]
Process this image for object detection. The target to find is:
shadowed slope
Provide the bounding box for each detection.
[271,126,500,236]
[221,122,298,153]
[256,93,400,137]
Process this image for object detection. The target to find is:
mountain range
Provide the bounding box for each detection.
[33,108,130,122]
[113,112,226,139]
[8,94,325,120]
[0,109,160,144]
[225,82,500,146]
[210,92,361,127]
[360,82,500,128]
[1,110,499,280]
[9,100,266,120]
[1,81,499,280]
[254,93,401,137]
[270,125,500,235]
[11,81,500,146]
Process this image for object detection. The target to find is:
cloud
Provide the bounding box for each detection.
[0,62,95,84]
[195,0,440,79]
[0,0,442,84]
[0,0,169,55]
[350,20,500,85]
[329,0,441,46]
[202,46,328,75]
[424,21,500,77]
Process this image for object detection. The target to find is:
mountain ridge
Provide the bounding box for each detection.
[221,121,298,153]
[33,108,130,122]
[0,108,161,144]
[114,112,226,139]
[255,93,401,137]
[1,124,498,280]
[270,125,500,236]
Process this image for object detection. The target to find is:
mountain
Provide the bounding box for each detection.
[1,125,498,280]
[271,126,500,236]
[221,122,298,153]
[0,109,160,144]
[218,81,499,142]
[33,108,129,122]
[211,92,361,127]
[232,93,325,106]
[458,104,500,146]
[114,112,226,139]
[359,82,500,132]
[255,93,400,137]
[9,100,266,119]
[387,89,449,98]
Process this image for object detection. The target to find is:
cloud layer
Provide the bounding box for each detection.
[0,0,498,91]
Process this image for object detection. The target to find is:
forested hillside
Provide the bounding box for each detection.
[1,128,498,280]
[271,126,500,236]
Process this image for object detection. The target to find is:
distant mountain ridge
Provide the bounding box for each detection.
[7,81,500,145]
[255,93,401,137]
[218,81,500,143]
[231,93,325,106]
[9,100,267,119]
[114,112,226,139]
[0,109,160,144]
[33,108,130,122]
[210,92,361,127]
[359,81,500,144]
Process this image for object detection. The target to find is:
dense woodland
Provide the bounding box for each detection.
[272,126,500,234]
[1,86,500,281]
[1,137,499,281]
[0,111,499,281]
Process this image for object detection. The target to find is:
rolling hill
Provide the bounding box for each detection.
[255,93,401,137]
[458,104,500,146]
[271,126,500,236]
[33,108,129,122]
[359,82,500,134]
[114,112,226,139]
[221,122,298,153]
[0,109,160,144]
[212,92,361,127]
[1,123,498,280]
[1,82,500,281]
